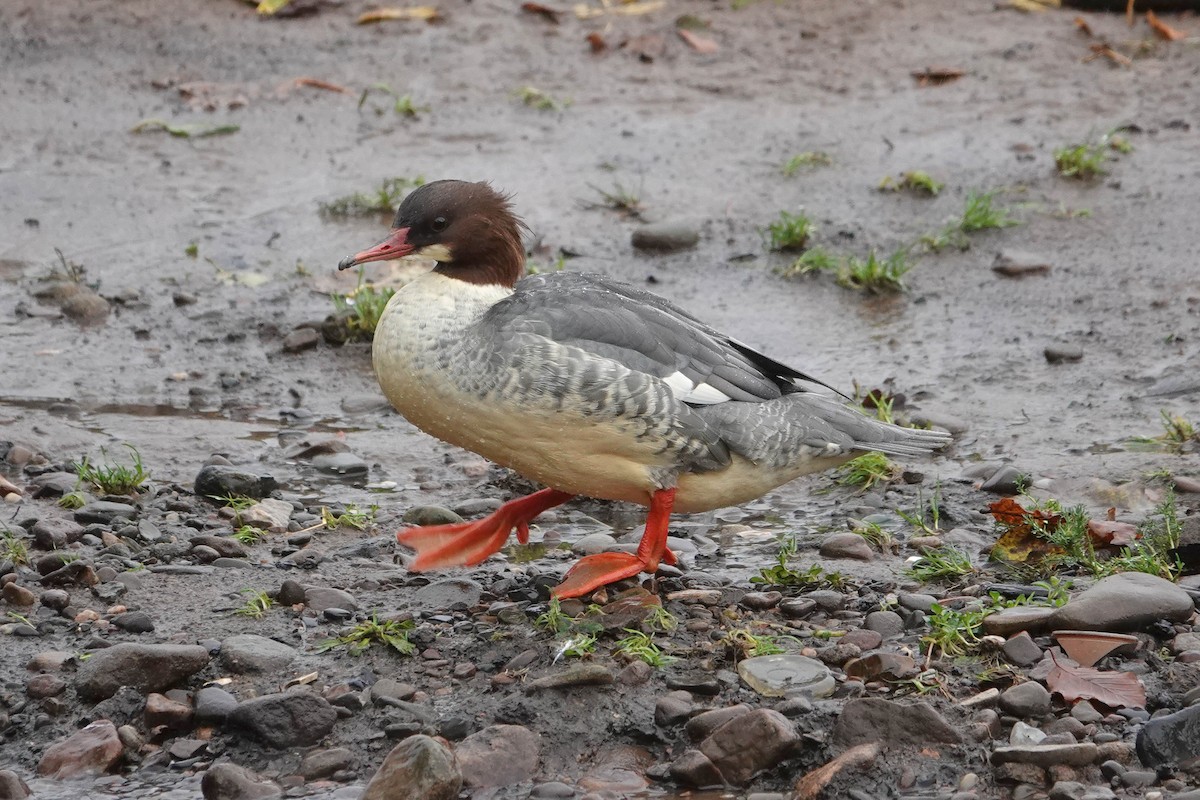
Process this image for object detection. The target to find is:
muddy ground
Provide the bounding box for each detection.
[2,0,1200,797]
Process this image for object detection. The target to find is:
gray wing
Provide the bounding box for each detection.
[483,272,837,406]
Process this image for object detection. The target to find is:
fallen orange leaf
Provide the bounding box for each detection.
[678,29,718,54]
[294,77,350,94]
[1147,10,1187,41]
[356,6,441,24]
[585,32,608,52]
[988,498,1066,565]
[912,66,965,87]
[1087,519,1139,547]
[522,2,562,24]
[1075,16,1093,37]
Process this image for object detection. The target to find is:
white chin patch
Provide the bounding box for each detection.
[662,371,731,405]
[415,243,453,262]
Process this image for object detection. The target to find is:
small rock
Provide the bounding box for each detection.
[699,708,799,785]
[982,606,1057,637]
[655,692,695,727]
[981,464,1025,495]
[863,610,905,638]
[669,749,722,788]
[844,653,917,682]
[111,611,154,634]
[283,327,320,353]
[145,692,193,729]
[239,498,294,532]
[1002,631,1044,667]
[37,719,123,778]
[739,591,782,611]
[412,578,483,610]
[200,763,282,800]
[169,739,208,760]
[1050,572,1194,632]
[1044,345,1083,364]
[194,465,278,500]
[0,770,30,800]
[60,288,111,325]
[2,583,36,606]
[402,506,463,526]
[194,686,239,725]
[819,532,874,561]
[303,586,359,612]
[833,698,962,747]
[75,643,211,702]
[312,452,369,476]
[685,705,752,742]
[300,747,355,780]
[229,691,337,748]
[993,250,1052,278]
[189,535,248,558]
[39,589,70,610]
[778,597,817,619]
[631,221,700,252]
[26,674,67,699]
[1011,720,1048,745]
[999,681,1052,718]
[361,735,461,800]
[456,724,541,787]
[737,654,834,698]
[220,634,297,674]
[73,500,137,524]
[1135,703,1200,767]
[991,743,1098,767]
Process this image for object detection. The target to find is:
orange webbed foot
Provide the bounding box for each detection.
[396,488,573,571]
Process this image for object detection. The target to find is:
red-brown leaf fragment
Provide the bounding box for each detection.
[1047,657,1146,709]
[585,32,608,52]
[1146,10,1187,41]
[522,2,562,24]
[1087,519,1139,547]
[677,29,718,54]
[911,66,964,87]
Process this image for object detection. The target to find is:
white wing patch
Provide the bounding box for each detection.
[662,371,732,405]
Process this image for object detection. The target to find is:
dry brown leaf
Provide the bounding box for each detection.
[1087,519,1139,547]
[1126,0,1135,27]
[585,32,608,52]
[356,6,440,24]
[1009,0,1059,12]
[794,743,880,800]
[677,28,718,54]
[1075,16,1093,36]
[912,66,965,87]
[574,1,663,20]
[1147,10,1187,41]
[1084,43,1132,66]
[988,498,1067,565]
[522,2,562,24]
[1047,654,1146,709]
[294,77,350,94]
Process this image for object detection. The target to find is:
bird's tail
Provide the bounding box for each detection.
[798,393,952,458]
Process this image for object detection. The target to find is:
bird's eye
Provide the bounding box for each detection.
[431,216,448,233]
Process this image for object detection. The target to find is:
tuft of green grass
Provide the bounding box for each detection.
[1,529,29,566]
[535,597,571,635]
[586,182,643,217]
[923,190,1018,251]
[553,632,598,661]
[959,190,1018,233]
[332,270,396,340]
[775,247,838,279]
[73,445,149,495]
[1155,410,1199,454]
[514,86,569,111]
[897,484,943,536]
[233,589,275,619]
[879,170,943,196]
[781,151,832,176]
[922,602,985,658]
[908,546,976,583]
[835,451,900,491]
[319,504,376,530]
[317,615,415,656]
[131,119,239,138]
[613,629,676,667]
[319,176,424,219]
[852,520,895,552]
[358,84,430,118]
[766,211,814,251]
[232,525,266,545]
[644,605,679,633]
[184,241,199,258]
[751,535,848,589]
[724,627,792,658]
[836,248,911,293]
[1054,142,1107,180]
[210,494,256,512]
[58,491,86,510]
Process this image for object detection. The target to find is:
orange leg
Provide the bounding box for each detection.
[552,488,677,599]
[397,488,574,570]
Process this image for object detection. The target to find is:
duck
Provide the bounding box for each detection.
[338,179,950,599]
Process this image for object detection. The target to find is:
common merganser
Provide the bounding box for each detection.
[338,180,950,598]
